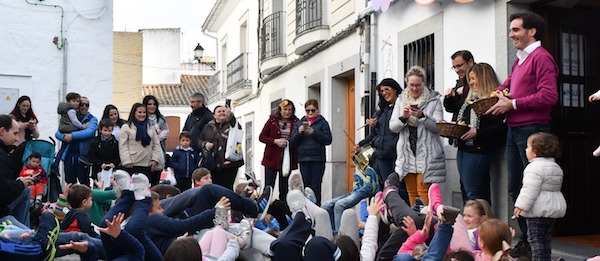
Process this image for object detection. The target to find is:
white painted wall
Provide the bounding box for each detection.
[142,28,181,84]
[0,0,113,141]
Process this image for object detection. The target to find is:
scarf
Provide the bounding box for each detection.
[132,120,151,147]
[401,86,430,127]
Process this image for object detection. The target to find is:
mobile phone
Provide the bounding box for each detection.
[225,99,232,108]
[302,122,309,128]
[410,104,419,109]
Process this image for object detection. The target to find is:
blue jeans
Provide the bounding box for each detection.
[100,190,161,261]
[321,181,371,234]
[299,161,325,205]
[506,124,549,241]
[8,187,31,227]
[160,184,258,218]
[392,222,454,261]
[456,150,493,204]
[64,148,90,187]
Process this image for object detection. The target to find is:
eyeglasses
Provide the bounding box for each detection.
[408,84,423,89]
[305,109,316,113]
[79,103,90,107]
[451,63,465,71]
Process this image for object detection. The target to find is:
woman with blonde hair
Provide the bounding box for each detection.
[455,63,507,205]
[389,66,445,207]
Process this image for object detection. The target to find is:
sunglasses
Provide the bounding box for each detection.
[281,122,288,130]
[305,109,316,113]
[79,103,90,107]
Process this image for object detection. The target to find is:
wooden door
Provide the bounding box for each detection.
[345,76,356,192]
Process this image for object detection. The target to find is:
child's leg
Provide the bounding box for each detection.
[34,183,44,201]
[394,253,418,261]
[321,193,347,232]
[416,173,431,205]
[332,189,369,233]
[199,230,214,255]
[181,184,260,218]
[404,173,418,206]
[269,212,312,261]
[267,200,292,230]
[100,190,134,260]
[175,177,191,192]
[526,217,555,261]
[422,223,453,261]
[207,226,230,257]
[124,196,162,261]
[337,208,359,246]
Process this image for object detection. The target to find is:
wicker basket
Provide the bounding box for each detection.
[436,122,470,139]
[471,96,499,118]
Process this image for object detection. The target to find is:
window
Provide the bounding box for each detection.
[404,34,434,88]
[270,98,283,115]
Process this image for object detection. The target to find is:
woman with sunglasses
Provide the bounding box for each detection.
[290,99,332,205]
[259,99,299,202]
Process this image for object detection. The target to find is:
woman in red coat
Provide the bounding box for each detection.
[259,99,299,201]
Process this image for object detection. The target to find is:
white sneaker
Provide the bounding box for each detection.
[287,190,306,216]
[237,218,253,250]
[213,205,229,231]
[288,172,304,192]
[304,187,316,204]
[132,174,150,200]
[594,145,600,157]
[113,170,132,191]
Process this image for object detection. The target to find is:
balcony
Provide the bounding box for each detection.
[226,53,252,100]
[207,71,221,103]
[294,0,329,55]
[260,11,287,75]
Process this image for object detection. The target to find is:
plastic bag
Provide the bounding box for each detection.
[225,123,244,161]
[281,142,291,177]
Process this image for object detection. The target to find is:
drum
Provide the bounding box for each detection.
[353,145,375,173]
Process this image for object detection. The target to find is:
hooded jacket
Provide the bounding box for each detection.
[290,115,332,162]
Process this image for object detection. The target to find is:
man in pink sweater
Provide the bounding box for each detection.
[487,11,558,258]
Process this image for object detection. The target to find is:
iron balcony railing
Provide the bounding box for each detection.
[207,71,220,102]
[261,11,286,61]
[227,53,251,93]
[296,0,323,36]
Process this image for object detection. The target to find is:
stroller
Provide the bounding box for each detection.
[21,138,61,202]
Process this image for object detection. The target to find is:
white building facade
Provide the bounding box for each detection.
[0,0,114,140]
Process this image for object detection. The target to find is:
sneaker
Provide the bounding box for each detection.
[384,172,401,190]
[440,205,461,225]
[287,190,313,225]
[245,172,261,189]
[288,172,304,192]
[375,191,394,225]
[237,218,253,250]
[352,173,365,191]
[364,167,380,195]
[255,186,273,220]
[132,174,151,200]
[213,205,229,231]
[113,170,133,191]
[412,198,425,212]
[304,187,317,204]
[428,183,443,216]
[511,240,531,258]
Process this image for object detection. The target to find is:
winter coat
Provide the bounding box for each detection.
[198,119,244,170]
[389,90,446,183]
[290,115,332,162]
[456,105,507,154]
[170,146,199,178]
[183,107,214,152]
[514,157,567,218]
[358,105,399,160]
[57,102,82,133]
[119,123,162,168]
[259,114,299,170]
[89,135,120,175]
[0,143,25,218]
[61,209,99,238]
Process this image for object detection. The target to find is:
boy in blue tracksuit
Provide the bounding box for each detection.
[170,132,199,192]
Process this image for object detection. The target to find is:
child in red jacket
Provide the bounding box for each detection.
[20,152,47,205]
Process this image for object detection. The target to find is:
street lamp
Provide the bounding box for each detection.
[194,43,204,62]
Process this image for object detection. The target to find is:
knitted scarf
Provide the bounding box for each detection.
[132,120,151,147]
[402,86,430,127]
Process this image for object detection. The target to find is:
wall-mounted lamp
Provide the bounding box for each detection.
[194,43,204,62]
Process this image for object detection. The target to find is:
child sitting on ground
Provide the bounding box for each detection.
[170,131,199,192]
[192,167,213,188]
[61,184,99,239]
[20,152,47,206]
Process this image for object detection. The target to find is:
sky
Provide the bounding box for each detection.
[113,0,218,61]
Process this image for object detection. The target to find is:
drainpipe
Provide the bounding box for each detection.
[201,29,219,103]
[61,39,68,103]
[368,11,378,137]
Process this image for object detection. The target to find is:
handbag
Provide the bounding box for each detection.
[199,148,217,172]
[225,123,244,161]
[281,141,291,177]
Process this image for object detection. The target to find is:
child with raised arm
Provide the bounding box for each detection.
[514,132,566,261]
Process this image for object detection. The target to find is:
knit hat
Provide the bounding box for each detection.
[53,194,69,220]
